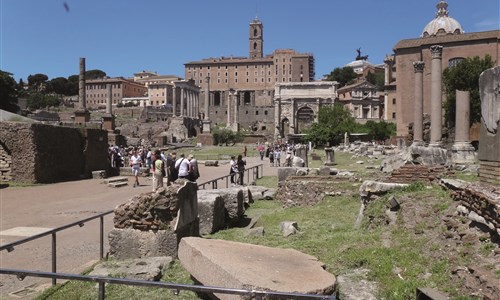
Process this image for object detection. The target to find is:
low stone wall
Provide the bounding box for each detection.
[0,121,108,183]
[441,179,500,235]
[389,165,453,184]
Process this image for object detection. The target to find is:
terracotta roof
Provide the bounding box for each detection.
[393,30,500,50]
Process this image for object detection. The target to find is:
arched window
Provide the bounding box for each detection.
[254,28,258,36]
[448,57,465,68]
[253,42,257,50]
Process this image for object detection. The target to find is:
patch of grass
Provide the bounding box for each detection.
[255,176,278,188]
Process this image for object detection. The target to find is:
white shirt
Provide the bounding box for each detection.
[130,155,141,169]
[175,157,190,177]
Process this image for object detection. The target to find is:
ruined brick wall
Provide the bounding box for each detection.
[0,122,108,183]
[389,165,454,184]
[446,182,500,234]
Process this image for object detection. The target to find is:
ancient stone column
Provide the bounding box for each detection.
[451,90,476,164]
[324,147,335,166]
[430,45,443,147]
[291,98,296,134]
[227,90,231,126]
[234,91,239,130]
[204,77,210,120]
[172,85,177,116]
[274,97,281,140]
[74,57,90,123]
[412,61,425,146]
[106,83,112,114]
[180,88,185,117]
[79,57,86,110]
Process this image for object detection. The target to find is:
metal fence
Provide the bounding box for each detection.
[197,164,263,189]
[0,164,337,299]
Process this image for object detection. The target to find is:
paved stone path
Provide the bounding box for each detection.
[0,154,277,298]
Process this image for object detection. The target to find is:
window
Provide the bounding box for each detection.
[254,28,258,36]
[392,112,396,119]
[392,98,396,105]
[225,79,228,83]
[448,57,465,68]
[254,42,257,50]
[264,110,268,115]
[256,111,259,115]
[235,72,238,76]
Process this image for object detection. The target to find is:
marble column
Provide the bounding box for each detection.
[451,90,476,164]
[204,77,210,120]
[234,92,238,128]
[383,56,394,120]
[172,86,177,116]
[412,61,425,146]
[102,83,115,131]
[180,88,185,117]
[274,97,281,140]
[75,57,90,123]
[227,91,231,126]
[430,45,443,147]
[291,98,296,134]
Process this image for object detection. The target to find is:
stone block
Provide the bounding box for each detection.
[178,237,336,300]
[198,188,245,225]
[92,170,107,179]
[204,160,219,167]
[90,256,173,281]
[197,190,226,235]
[278,167,297,182]
[108,228,178,259]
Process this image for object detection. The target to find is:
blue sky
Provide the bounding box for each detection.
[1,0,499,82]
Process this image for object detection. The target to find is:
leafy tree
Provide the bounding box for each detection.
[211,126,244,146]
[27,93,60,110]
[366,71,385,90]
[324,66,357,87]
[67,75,79,95]
[27,73,49,90]
[46,77,71,95]
[442,55,494,127]
[0,70,19,112]
[362,120,396,142]
[85,69,106,80]
[304,103,358,146]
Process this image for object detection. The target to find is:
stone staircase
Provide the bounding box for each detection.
[103,177,129,188]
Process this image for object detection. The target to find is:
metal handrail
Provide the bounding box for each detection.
[0,209,113,285]
[197,164,263,190]
[0,269,336,300]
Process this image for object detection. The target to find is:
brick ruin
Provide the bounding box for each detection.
[0,121,109,183]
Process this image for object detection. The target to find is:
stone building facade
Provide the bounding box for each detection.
[274,82,337,140]
[392,1,500,137]
[184,17,315,132]
[337,80,382,123]
[85,77,147,109]
[0,122,109,183]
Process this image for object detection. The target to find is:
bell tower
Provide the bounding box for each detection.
[249,17,263,59]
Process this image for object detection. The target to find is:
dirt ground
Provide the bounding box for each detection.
[0,155,276,299]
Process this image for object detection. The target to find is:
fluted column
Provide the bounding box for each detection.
[430,45,443,147]
[413,61,425,145]
[451,90,476,164]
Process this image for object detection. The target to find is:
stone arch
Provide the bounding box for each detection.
[281,117,290,137]
[0,140,12,181]
[296,106,315,133]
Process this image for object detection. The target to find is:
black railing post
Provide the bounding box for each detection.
[99,282,105,299]
[99,216,104,260]
[51,233,57,285]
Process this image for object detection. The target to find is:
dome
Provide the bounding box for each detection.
[421,1,463,37]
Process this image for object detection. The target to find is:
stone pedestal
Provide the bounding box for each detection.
[102,114,115,131]
[451,142,476,165]
[295,145,308,167]
[324,147,335,166]
[74,110,90,124]
[202,119,212,133]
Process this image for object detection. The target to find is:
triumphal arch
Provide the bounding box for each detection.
[274,82,338,140]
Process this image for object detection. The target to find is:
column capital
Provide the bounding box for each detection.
[430,45,443,59]
[413,61,425,73]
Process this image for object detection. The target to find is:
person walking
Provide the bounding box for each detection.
[175,153,190,180]
[229,155,238,185]
[129,148,142,187]
[236,154,246,185]
[152,150,165,192]
[187,154,200,182]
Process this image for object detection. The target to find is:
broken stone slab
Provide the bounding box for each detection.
[178,237,336,299]
[108,228,178,259]
[204,160,219,167]
[359,180,409,198]
[246,227,265,237]
[380,145,448,173]
[277,167,297,182]
[246,186,276,200]
[197,190,226,235]
[280,221,299,237]
[197,188,245,225]
[89,256,173,281]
